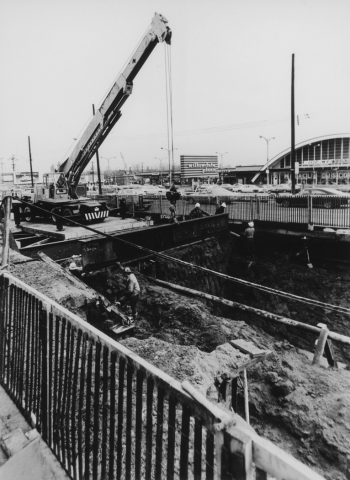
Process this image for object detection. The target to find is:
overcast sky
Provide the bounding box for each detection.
[1,0,350,177]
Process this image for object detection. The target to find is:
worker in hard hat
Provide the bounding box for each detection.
[244,221,255,257]
[188,202,210,219]
[116,263,140,325]
[215,202,227,215]
[68,261,84,277]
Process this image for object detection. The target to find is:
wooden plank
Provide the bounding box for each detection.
[78,333,87,480]
[61,321,71,468]
[85,339,93,480]
[179,404,190,480]
[146,377,154,480]
[101,345,109,480]
[117,357,125,480]
[324,339,338,368]
[109,351,117,480]
[52,316,60,456]
[93,341,101,479]
[167,395,176,480]
[229,339,268,357]
[155,384,164,480]
[252,432,325,480]
[206,430,214,480]
[65,324,75,475]
[135,369,144,480]
[193,417,202,480]
[71,328,82,480]
[56,317,65,463]
[111,324,135,335]
[126,363,133,480]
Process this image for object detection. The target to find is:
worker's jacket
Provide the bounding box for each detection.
[126,273,140,297]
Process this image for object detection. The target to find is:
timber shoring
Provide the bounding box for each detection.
[146,277,350,347]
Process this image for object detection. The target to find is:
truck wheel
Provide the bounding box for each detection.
[23,206,34,222]
[188,198,195,204]
[282,199,290,207]
[51,208,58,223]
[63,208,73,218]
[323,200,332,209]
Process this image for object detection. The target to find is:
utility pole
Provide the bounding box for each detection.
[28,136,34,187]
[0,158,4,183]
[92,104,102,194]
[259,137,275,185]
[8,155,17,184]
[291,54,296,194]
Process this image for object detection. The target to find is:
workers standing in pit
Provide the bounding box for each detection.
[244,221,255,257]
[189,203,210,219]
[215,202,226,215]
[116,263,140,325]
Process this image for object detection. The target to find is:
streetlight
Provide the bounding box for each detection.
[259,136,275,186]
[100,156,116,171]
[215,151,228,183]
[309,144,320,185]
[161,147,178,184]
[155,157,166,184]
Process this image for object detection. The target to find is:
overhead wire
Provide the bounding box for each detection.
[16,197,350,317]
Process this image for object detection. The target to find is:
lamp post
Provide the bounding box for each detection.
[259,136,275,186]
[309,144,320,185]
[215,151,228,183]
[161,147,177,184]
[155,157,166,184]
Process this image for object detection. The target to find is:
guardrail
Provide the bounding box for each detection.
[143,195,350,228]
[0,271,324,479]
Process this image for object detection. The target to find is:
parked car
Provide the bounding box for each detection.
[226,184,263,193]
[276,187,350,209]
[184,186,238,204]
[268,184,302,194]
[142,185,168,196]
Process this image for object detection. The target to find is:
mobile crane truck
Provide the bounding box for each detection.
[19,13,172,225]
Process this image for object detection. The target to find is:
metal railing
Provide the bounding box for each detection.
[143,195,350,228]
[0,272,324,480]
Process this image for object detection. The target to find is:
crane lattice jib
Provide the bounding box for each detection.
[59,13,171,195]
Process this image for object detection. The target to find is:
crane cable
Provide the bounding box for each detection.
[164,42,175,182]
[12,197,350,317]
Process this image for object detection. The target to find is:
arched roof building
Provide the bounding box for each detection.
[253,134,350,186]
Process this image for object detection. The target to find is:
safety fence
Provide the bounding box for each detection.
[0,272,324,480]
[143,195,350,228]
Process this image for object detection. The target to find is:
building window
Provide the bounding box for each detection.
[285,155,291,167]
[329,139,334,159]
[343,138,349,159]
[322,140,328,160]
[335,138,342,159]
[280,159,285,168]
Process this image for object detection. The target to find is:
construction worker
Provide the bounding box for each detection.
[244,221,255,257]
[189,203,209,219]
[215,202,227,215]
[116,263,140,325]
[169,204,179,224]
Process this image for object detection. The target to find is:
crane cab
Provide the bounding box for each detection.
[36,173,70,203]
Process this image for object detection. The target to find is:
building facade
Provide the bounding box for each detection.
[255,134,350,186]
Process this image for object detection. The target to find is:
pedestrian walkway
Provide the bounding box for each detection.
[0,385,69,480]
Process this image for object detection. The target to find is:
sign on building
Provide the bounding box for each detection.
[180,155,218,180]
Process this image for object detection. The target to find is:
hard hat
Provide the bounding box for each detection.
[248,222,254,227]
[124,267,131,273]
[221,203,227,208]
[195,203,200,208]
[69,262,77,270]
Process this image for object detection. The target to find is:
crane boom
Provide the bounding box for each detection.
[59,12,171,197]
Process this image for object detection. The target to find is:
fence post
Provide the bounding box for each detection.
[40,306,48,442]
[0,274,7,382]
[256,196,260,221]
[2,196,12,269]
[312,326,329,366]
[222,425,254,480]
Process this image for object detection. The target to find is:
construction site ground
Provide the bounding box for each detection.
[4,228,350,480]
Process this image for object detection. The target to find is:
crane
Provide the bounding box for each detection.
[19,13,172,224]
[120,152,128,173]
